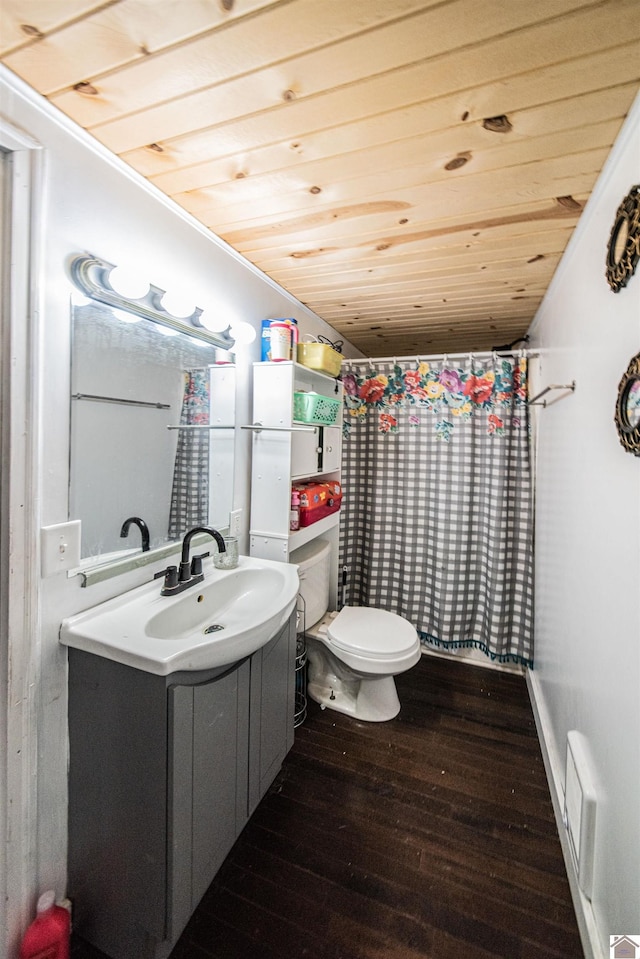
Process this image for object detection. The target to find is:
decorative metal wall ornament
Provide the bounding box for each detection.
[606,185,640,292]
[615,352,640,457]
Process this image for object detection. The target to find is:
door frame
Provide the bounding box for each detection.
[0,116,43,953]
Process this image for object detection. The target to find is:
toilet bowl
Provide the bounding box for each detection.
[292,540,421,722]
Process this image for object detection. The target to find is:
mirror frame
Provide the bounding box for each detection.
[606,185,640,293]
[615,351,640,457]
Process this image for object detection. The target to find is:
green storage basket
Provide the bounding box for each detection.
[293,391,341,425]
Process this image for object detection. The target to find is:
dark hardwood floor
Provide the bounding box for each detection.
[71,655,583,959]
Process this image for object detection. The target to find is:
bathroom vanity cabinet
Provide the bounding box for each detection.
[67,612,296,959]
[248,361,343,606]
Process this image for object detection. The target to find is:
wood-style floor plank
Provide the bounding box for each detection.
[71,655,583,959]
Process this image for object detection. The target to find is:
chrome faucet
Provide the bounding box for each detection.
[159,526,226,596]
[120,516,150,552]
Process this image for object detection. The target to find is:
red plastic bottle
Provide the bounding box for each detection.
[19,890,70,959]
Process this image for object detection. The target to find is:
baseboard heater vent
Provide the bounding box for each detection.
[563,730,597,901]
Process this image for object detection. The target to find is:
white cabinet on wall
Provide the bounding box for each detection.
[248,361,343,609]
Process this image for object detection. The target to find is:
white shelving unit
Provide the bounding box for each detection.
[248,361,343,609]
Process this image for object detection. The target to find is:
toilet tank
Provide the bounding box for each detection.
[290,538,331,630]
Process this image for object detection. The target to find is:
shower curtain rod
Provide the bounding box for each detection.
[342,349,537,365]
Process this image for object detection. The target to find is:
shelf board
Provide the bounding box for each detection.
[289,512,339,551]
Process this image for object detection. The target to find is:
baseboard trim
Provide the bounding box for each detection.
[526,669,604,959]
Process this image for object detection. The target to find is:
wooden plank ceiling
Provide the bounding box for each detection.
[2,0,639,355]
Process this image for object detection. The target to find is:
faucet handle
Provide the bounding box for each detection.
[154,564,178,588]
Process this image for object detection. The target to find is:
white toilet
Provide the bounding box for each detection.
[292,539,421,722]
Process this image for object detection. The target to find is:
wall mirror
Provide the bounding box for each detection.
[615,351,640,457]
[68,256,237,576]
[606,184,640,292]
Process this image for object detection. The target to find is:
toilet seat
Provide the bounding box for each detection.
[327,606,418,659]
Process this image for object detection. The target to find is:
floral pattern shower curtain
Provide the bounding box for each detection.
[168,368,210,540]
[340,355,534,667]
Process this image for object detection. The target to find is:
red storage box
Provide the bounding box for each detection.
[293,481,342,527]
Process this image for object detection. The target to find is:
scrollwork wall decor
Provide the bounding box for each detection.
[606,185,640,292]
[615,352,640,457]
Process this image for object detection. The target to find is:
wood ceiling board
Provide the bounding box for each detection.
[203,150,607,239]
[171,110,624,221]
[331,307,539,326]
[36,0,444,117]
[332,330,534,352]
[251,225,576,276]
[225,195,586,255]
[265,262,560,297]
[282,243,561,283]
[105,6,640,176]
[299,305,549,331]
[304,294,550,319]
[336,324,536,346]
[332,324,537,348]
[296,282,553,311]
[354,338,530,353]
[276,257,562,296]
[169,114,621,226]
[0,0,111,53]
[108,6,640,171]
[145,48,639,196]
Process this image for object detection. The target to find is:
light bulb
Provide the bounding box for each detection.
[229,322,256,345]
[161,290,195,318]
[108,266,149,300]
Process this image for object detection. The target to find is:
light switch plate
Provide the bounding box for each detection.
[41,521,81,577]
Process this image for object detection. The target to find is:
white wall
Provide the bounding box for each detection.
[528,91,640,957]
[0,65,356,955]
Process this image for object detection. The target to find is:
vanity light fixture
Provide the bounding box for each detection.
[69,253,236,350]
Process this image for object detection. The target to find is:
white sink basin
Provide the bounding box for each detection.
[60,556,299,675]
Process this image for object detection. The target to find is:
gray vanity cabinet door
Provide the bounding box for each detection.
[169,659,251,924]
[67,650,171,957]
[249,615,296,813]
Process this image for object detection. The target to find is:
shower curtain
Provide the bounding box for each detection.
[340,354,534,667]
[168,368,210,539]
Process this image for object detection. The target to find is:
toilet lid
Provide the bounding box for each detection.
[327,606,418,657]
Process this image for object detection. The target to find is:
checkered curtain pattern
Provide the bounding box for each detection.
[339,356,534,667]
[168,368,210,540]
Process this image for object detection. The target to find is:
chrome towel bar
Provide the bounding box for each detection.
[528,381,576,407]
